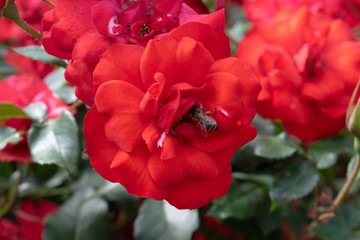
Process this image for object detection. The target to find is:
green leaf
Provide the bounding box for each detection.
[0,125,21,150]
[134,199,199,240]
[308,135,354,169]
[23,102,47,123]
[314,205,360,240]
[44,69,77,104]
[249,134,297,160]
[0,103,28,122]
[270,161,320,203]
[232,172,274,189]
[44,188,110,240]
[28,110,80,175]
[207,182,265,220]
[12,46,67,68]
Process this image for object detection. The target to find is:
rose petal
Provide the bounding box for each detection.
[93,43,145,93]
[95,80,152,152]
[208,57,261,125]
[141,36,213,90]
[84,107,119,182]
[110,144,167,200]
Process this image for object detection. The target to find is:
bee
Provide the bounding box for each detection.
[188,106,218,136]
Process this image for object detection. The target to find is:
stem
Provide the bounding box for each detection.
[42,0,55,6]
[13,18,42,41]
[68,101,84,111]
[0,162,24,217]
[331,155,360,211]
[3,2,42,41]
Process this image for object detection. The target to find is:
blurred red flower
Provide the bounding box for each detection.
[84,22,260,209]
[236,7,360,142]
[16,199,59,240]
[0,74,69,162]
[41,0,225,106]
[241,0,360,28]
[0,219,18,240]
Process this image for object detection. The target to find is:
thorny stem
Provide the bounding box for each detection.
[0,162,24,218]
[331,155,360,212]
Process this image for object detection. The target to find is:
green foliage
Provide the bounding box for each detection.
[43,188,110,240]
[23,102,47,123]
[308,135,354,169]
[12,46,67,68]
[208,182,265,220]
[134,199,199,240]
[314,205,360,240]
[249,134,297,160]
[0,125,21,150]
[270,161,320,203]
[28,110,80,175]
[0,103,28,122]
[44,69,77,104]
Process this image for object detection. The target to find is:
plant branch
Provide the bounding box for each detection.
[331,155,360,212]
[3,2,42,41]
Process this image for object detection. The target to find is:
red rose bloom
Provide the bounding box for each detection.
[236,7,360,142]
[16,199,59,240]
[41,0,225,106]
[84,22,260,209]
[0,74,69,162]
[241,0,360,28]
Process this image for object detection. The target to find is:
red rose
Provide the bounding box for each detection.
[236,7,360,142]
[0,74,69,162]
[84,22,260,209]
[41,0,225,106]
[16,199,59,240]
[241,0,360,28]
[0,219,18,240]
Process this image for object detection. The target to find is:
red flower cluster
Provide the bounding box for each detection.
[241,0,360,28]
[0,74,69,162]
[236,7,360,142]
[0,199,58,240]
[41,0,224,106]
[84,22,260,209]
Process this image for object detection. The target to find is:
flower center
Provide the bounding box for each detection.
[170,105,218,141]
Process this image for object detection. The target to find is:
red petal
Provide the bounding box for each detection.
[155,0,183,16]
[91,1,121,37]
[93,43,145,93]
[84,107,119,183]
[165,164,232,209]
[193,125,257,153]
[50,13,96,55]
[110,144,167,200]
[141,36,214,90]
[72,32,114,63]
[95,80,152,152]
[170,20,229,61]
[181,145,219,181]
[208,57,261,125]
[65,59,97,106]
[139,72,165,117]
[142,122,163,151]
[148,149,186,190]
